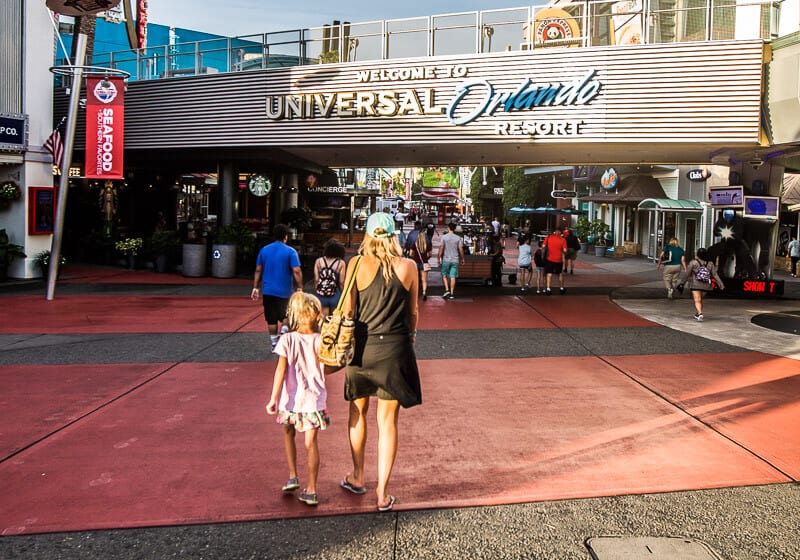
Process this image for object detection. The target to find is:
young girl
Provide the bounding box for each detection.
[265,291,329,506]
[517,235,532,291]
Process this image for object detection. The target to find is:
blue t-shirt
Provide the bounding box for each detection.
[256,241,301,298]
[661,245,685,266]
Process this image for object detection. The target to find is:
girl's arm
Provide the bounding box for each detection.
[265,356,288,414]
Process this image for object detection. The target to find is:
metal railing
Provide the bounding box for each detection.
[61,0,783,82]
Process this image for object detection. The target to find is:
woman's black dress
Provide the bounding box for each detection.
[344,267,422,408]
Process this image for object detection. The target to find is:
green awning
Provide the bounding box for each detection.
[638,198,703,211]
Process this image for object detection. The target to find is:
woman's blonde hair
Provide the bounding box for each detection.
[669,237,680,247]
[359,232,403,285]
[285,291,322,331]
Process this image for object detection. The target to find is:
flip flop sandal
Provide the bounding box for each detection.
[377,495,396,512]
[340,478,367,495]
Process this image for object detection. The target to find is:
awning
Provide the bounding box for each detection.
[782,174,800,206]
[638,198,703,212]
[580,174,667,203]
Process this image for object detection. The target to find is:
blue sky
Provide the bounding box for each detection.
[147,0,513,37]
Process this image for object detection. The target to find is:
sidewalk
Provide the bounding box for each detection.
[1,256,799,559]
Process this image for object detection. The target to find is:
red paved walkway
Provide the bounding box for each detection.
[0,264,797,535]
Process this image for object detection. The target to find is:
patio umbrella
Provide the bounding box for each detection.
[508,206,537,214]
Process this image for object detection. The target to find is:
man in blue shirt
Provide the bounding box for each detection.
[251,224,303,349]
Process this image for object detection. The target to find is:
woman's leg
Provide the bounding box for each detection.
[692,290,703,315]
[375,398,400,508]
[421,269,428,296]
[283,424,297,479]
[303,428,319,494]
[347,397,370,487]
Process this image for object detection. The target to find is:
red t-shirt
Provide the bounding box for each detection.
[544,235,567,263]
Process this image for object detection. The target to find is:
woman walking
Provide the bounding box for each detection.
[656,237,686,298]
[339,212,422,512]
[677,248,725,321]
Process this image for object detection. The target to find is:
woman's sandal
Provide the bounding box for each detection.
[340,477,367,495]
[377,495,396,512]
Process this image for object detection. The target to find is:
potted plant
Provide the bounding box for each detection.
[280,207,312,240]
[0,181,21,211]
[148,229,180,273]
[575,216,591,253]
[0,229,26,282]
[210,223,246,278]
[33,250,66,278]
[115,237,143,269]
[589,220,610,257]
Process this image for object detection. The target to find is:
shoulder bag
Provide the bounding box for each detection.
[318,256,361,368]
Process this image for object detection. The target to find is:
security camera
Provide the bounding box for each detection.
[749,159,764,169]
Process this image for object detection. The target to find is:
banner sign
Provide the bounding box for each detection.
[0,113,27,151]
[85,76,124,179]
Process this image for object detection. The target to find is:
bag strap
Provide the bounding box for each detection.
[333,256,361,316]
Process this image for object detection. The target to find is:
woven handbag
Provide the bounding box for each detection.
[318,257,361,368]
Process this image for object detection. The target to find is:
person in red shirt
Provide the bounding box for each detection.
[543,228,568,294]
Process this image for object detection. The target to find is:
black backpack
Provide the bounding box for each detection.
[316,258,340,297]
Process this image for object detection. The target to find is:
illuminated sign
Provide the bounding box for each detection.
[743,196,779,219]
[723,278,784,296]
[601,168,618,190]
[687,168,711,182]
[552,190,577,198]
[709,186,743,207]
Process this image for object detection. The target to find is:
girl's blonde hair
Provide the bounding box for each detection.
[669,237,680,247]
[359,232,403,285]
[285,291,322,331]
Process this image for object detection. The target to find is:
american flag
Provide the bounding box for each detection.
[44,118,65,172]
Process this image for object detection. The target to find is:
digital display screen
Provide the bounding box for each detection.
[709,187,743,207]
[743,196,779,219]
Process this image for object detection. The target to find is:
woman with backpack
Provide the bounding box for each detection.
[314,239,346,317]
[677,247,725,322]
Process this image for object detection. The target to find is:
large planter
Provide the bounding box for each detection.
[153,253,169,273]
[580,242,589,254]
[182,243,207,277]
[594,245,607,257]
[211,243,236,278]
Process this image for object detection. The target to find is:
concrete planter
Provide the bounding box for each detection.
[594,245,607,257]
[211,243,236,278]
[182,243,207,277]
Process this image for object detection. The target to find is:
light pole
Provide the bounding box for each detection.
[46,0,129,299]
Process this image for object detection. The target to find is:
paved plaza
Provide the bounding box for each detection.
[1,250,798,559]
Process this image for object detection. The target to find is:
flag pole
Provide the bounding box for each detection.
[46,32,87,301]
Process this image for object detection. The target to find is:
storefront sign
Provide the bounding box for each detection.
[0,113,27,151]
[724,278,784,296]
[687,168,711,181]
[552,190,577,198]
[265,65,602,134]
[85,76,125,179]
[248,175,271,197]
[307,185,352,194]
